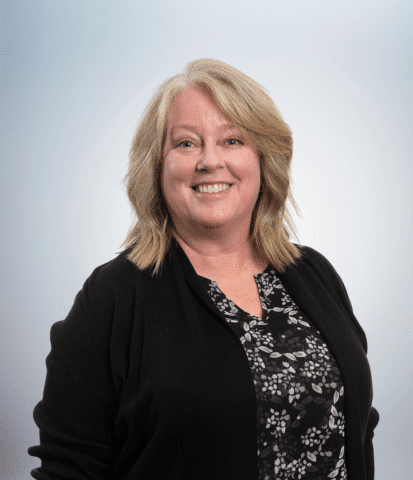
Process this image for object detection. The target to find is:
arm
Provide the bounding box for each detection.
[365,406,380,480]
[28,270,118,479]
[300,246,380,478]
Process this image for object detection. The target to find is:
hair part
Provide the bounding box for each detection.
[119,58,302,275]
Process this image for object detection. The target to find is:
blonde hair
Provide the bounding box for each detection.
[119,58,302,274]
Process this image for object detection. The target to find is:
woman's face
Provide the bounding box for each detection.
[161,86,261,237]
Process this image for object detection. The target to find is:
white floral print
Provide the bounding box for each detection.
[199,267,347,479]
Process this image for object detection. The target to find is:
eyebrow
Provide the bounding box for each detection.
[170,123,238,134]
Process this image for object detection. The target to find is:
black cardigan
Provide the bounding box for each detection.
[28,241,379,479]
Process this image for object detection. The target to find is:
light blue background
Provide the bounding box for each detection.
[1,1,412,478]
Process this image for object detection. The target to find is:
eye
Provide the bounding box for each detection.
[226,138,243,146]
[176,140,193,148]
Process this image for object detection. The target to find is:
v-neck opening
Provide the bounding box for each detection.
[197,264,272,322]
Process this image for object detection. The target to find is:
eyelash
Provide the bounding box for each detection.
[176,138,243,148]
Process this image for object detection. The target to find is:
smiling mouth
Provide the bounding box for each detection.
[192,183,232,193]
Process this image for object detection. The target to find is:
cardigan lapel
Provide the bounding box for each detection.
[277,255,368,479]
[171,238,243,334]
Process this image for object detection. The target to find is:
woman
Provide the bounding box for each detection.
[28,58,379,479]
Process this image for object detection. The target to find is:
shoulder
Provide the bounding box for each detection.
[85,248,144,291]
[72,249,151,340]
[286,243,352,314]
[289,244,368,351]
[290,244,347,291]
[293,244,336,271]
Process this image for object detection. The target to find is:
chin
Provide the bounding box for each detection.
[194,216,235,230]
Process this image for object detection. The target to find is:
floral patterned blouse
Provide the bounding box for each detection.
[198,265,347,480]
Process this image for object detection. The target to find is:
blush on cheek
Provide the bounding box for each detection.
[164,151,179,169]
[165,177,179,189]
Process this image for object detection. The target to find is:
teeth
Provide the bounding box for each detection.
[195,184,231,193]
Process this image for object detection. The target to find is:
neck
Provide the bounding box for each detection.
[172,224,266,280]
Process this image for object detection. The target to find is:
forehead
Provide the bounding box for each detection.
[166,86,232,131]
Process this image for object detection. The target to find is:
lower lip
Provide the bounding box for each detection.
[193,186,232,196]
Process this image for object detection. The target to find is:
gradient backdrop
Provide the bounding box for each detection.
[1,1,412,478]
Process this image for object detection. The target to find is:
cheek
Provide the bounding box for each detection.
[163,154,193,185]
[161,155,190,203]
[248,162,262,202]
[243,155,261,188]
[162,156,179,188]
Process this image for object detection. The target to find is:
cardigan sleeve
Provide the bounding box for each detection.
[27,265,118,479]
[365,406,380,480]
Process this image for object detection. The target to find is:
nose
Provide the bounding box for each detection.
[196,142,225,171]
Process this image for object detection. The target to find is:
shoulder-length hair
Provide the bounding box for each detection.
[119,58,302,275]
